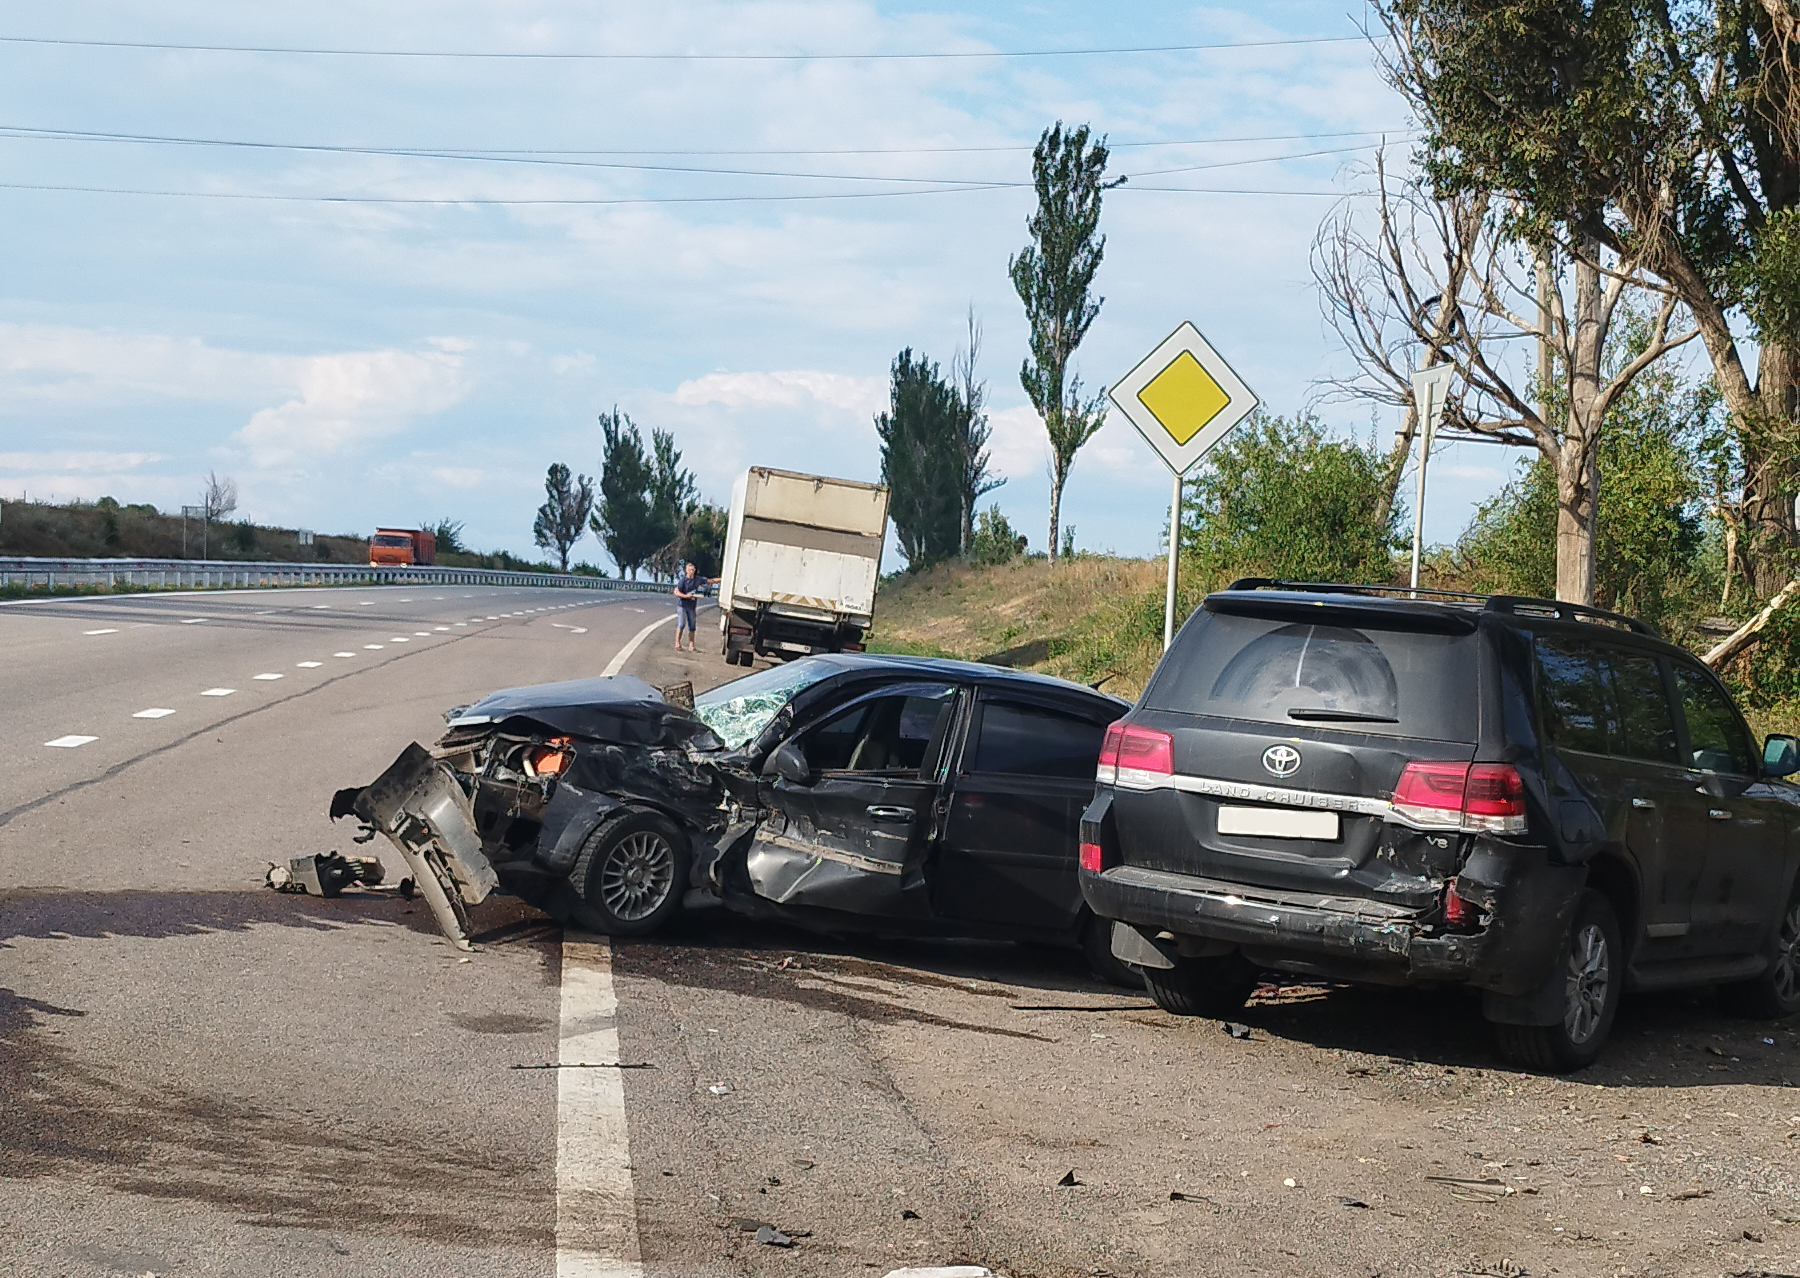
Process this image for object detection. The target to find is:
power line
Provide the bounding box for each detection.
[0,179,1345,204]
[0,124,1387,184]
[0,123,1412,159]
[0,32,1369,62]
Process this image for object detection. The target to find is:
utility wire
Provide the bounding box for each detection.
[0,32,1368,61]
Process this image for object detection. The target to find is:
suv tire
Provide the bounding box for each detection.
[1080,914,1144,989]
[1141,951,1260,1017]
[567,809,689,936]
[1491,890,1622,1073]
[1721,894,1800,1020]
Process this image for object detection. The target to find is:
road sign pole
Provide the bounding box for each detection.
[1164,467,1182,650]
[1406,364,1455,597]
[1409,429,1429,594]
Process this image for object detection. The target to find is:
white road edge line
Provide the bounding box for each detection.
[557,935,643,1278]
[599,612,675,678]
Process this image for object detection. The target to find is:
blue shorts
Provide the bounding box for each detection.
[676,598,697,630]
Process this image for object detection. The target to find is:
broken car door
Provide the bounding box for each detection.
[932,691,1117,933]
[745,682,961,918]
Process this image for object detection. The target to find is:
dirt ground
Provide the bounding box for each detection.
[613,913,1800,1278]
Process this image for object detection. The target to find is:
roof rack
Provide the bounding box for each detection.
[1222,579,1659,637]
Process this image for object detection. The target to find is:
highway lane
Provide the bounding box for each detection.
[0,585,696,1277]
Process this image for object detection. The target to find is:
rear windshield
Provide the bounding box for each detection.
[1143,610,1478,742]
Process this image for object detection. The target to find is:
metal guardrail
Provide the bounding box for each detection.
[0,556,671,594]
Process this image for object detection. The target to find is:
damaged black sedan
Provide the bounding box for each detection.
[333,655,1132,979]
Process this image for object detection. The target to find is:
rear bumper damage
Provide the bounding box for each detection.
[1082,842,1585,997]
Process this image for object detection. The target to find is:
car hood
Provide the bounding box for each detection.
[445,674,719,749]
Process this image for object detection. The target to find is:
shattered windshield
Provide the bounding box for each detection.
[693,659,835,749]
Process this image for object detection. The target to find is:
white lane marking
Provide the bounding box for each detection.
[83,628,119,635]
[359,601,374,606]
[133,708,175,719]
[201,688,235,697]
[453,622,467,627]
[45,735,97,748]
[486,615,498,620]
[400,598,413,602]
[334,651,356,658]
[434,595,445,600]
[253,673,283,681]
[363,644,384,650]
[297,660,323,668]
[557,935,643,1278]
[180,618,207,624]
[390,636,410,643]
[434,626,450,631]
[413,630,431,636]
[254,610,275,615]
[600,613,675,678]
[552,623,589,634]
[311,604,330,609]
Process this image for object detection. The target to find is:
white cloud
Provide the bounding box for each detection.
[236,348,470,466]
[0,450,163,473]
[671,369,885,415]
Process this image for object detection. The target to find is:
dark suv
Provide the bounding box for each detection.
[1078,581,1800,1071]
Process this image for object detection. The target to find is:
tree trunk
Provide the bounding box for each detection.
[1555,441,1599,605]
[1745,339,1799,595]
[1555,240,1605,606]
[1047,470,1063,564]
[1373,404,1416,533]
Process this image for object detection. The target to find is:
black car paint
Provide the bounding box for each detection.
[348,655,1129,946]
[1080,589,1800,1024]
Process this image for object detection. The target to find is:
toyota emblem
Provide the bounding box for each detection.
[1262,744,1302,777]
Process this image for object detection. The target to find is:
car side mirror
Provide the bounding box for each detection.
[1764,733,1800,777]
[763,740,811,786]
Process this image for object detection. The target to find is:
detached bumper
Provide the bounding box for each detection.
[1081,846,1584,996]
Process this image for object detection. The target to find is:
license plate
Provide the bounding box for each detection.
[1216,805,1340,840]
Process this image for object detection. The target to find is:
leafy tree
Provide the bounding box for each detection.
[648,427,698,576]
[1010,121,1112,563]
[969,504,1029,566]
[1181,413,1401,585]
[532,464,594,571]
[950,310,1004,554]
[428,517,469,555]
[1378,0,1800,594]
[875,348,963,566]
[652,502,728,577]
[590,408,659,579]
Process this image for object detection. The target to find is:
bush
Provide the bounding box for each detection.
[969,505,1028,566]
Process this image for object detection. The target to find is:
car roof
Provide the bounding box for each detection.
[796,652,1130,707]
[1204,586,1674,648]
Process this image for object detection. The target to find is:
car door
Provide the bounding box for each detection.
[931,691,1118,933]
[1593,644,1709,956]
[1669,660,1790,955]
[745,681,961,921]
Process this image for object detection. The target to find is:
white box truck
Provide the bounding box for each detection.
[717,467,890,665]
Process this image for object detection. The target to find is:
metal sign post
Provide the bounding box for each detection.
[181,504,205,559]
[1108,322,1260,649]
[1407,364,1455,594]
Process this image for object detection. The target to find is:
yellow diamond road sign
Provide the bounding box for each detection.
[1108,321,1259,475]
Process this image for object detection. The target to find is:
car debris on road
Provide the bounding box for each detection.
[328,655,1135,978]
[264,851,386,897]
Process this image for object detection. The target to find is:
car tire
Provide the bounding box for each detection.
[1140,951,1260,1017]
[567,809,689,936]
[1491,890,1623,1073]
[1080,914,1143,989]
[1721,893,1800,1020]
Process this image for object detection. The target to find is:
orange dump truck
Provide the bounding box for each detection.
[369,527,437,567]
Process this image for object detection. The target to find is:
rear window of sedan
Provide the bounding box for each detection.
[1143,609,1478,742]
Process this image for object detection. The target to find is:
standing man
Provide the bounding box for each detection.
[672,560,701,652]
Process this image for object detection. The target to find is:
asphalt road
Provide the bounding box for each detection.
[6,584,1800,1278]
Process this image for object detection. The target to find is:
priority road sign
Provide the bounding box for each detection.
[1107,321,1260,477]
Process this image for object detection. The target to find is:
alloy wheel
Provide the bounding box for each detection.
[1773,903,1800,1007]
[1564,921,1612,1045]
[598,830,676,922]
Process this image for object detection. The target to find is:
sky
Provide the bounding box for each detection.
[0,0,1530,570]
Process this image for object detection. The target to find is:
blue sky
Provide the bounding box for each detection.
[0,0,1525,568]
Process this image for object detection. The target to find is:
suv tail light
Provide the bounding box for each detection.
[1079,840,1105,872]
[1097,722,1174,788]
[1391,760,1526,834]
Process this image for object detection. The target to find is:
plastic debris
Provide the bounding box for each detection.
[1221,1022,1252,1040]
[900,1209,922,1220]
[265,852,385,897]
[1337,1196,1371,1208]
[1056,1170,1080,1187]
[708,1082,734,1096]
[754,1225,793,1248]
[1283,1178,1298,1188]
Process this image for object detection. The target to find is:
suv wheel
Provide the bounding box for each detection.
[1492,890,1622,1073]
[1721,894,1800,1019]
[1080,914,1144,989]
[567,810,689,936]
[1141,951,1260,1017]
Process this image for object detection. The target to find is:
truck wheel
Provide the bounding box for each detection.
[1080,913,1143,989]
[1721,893,1800,1019]
[567,810,689,936]
[1490,890,1622,1073]
[1141,951,1259,1016]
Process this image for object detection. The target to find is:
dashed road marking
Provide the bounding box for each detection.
[83,628,119,635]
[434,626,450,631]
[358,601,374,606]
[253,673,283,681]
[297,660,323,668]
[133,708,175,719]
[557,935,643,1278]
[311,604,330,609]
[201,688,236,697]
[363,644,384,650]
[453,622,467,627]
[334,651,356,658]
[45,735,98,748]
[486,615,498,620]
[413,630,431,636]
[389,637,410,643]
[181,618,207,624]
